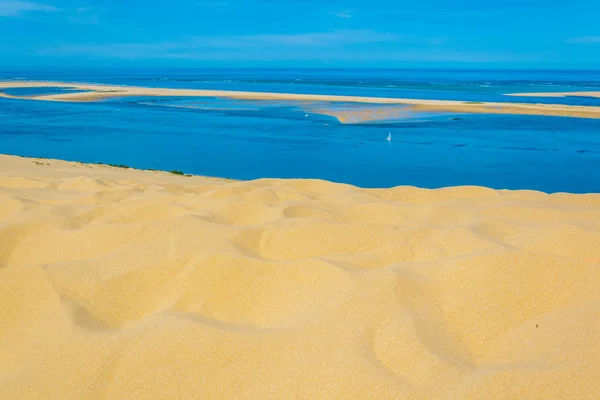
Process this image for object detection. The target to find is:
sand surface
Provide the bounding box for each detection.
[1,154,600,399]
[508,91,600,98]
[2,81,600,119]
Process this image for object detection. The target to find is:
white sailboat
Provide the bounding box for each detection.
[386,132,392,141]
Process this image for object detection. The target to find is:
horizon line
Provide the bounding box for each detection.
[2,67,600,72]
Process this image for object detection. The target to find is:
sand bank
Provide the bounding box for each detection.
[1,153,600,399]
[2,81,600,119]
[312,102,600,123]
[507,91,600,98]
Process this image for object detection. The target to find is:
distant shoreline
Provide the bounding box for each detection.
[2,80,600,119]
[507,91,600,98]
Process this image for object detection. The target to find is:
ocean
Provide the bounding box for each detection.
[1,68,599,193]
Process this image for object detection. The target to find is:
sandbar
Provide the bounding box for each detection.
[507,91,600,98]
[2,80,600,119]
[1,153,600,399]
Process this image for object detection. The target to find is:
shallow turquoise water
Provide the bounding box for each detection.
[1,69,599,193]
[0,87,91,96]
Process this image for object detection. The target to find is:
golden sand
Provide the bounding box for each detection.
[507,91,600,98]
[2,81,600,119]
[311,102,600,123]
[1,154,600,399]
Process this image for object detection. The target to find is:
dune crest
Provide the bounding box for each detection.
[1,154,600,399]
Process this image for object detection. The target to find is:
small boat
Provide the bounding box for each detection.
[386,132,392,141]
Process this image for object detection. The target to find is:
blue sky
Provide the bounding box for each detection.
[1,0,599,68]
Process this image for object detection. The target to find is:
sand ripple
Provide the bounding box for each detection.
[1,155,600,399]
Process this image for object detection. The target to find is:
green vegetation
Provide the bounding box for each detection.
[170,170,191,177]
[97,162,130,169]
[95,162,189,176]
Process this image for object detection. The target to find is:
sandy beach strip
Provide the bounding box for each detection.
[507,91,600,98]
[313,102,600,123]
[1,153,600,399]
[2,80,600,119]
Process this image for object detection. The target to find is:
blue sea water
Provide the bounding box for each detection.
[1,68,600,193]
[0,87,91,96]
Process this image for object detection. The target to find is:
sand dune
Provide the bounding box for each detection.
[2,81,600,119]
[1,154,600,399]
